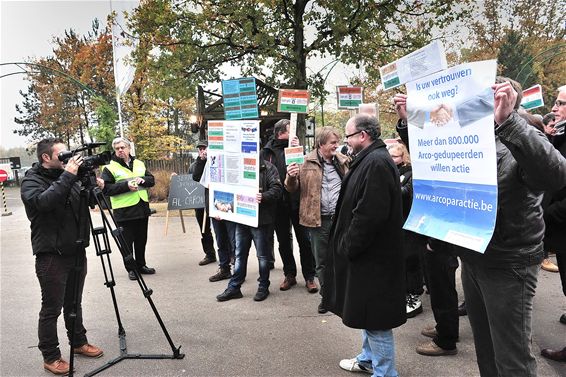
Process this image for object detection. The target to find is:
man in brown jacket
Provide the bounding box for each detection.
[285,126,349,313]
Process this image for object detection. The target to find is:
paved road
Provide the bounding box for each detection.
[1,186,565,376]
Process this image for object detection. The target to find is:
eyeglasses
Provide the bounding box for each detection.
[344,130,363,139]
[555,100,566,107]
[114,146,129,150]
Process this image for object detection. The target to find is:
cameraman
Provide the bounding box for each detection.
[101,137,156,280]
[21,138,104,375]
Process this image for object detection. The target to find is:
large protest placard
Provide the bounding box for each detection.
[207,120,260,227]
[403,60,498,253]
[222,77,259,120]
[380,40,448,91]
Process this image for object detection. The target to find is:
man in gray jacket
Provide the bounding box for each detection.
[394,79,566,376]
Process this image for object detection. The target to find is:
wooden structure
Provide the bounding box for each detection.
[194,78,290,144]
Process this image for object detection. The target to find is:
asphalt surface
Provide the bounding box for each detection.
[1,186,565,377]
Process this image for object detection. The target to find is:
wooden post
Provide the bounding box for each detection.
[179,210,186,233]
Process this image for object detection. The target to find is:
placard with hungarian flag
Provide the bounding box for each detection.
[337,86,364,109]
[278,89,310,113]
[521,84,544,110]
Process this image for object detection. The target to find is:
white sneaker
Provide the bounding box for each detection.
[339,358,373,374]
[406,294,423,318]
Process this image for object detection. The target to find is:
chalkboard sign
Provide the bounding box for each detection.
[167,174,205,210]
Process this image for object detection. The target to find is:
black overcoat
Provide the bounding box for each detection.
[322,140,407,330]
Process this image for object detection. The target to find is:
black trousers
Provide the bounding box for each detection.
[557,250,566,296]
[36,253,88,362]
[195,208,215,257]
[118,217,149,269]
[405,231,426,295]
[272,202,315,280]
[423,248,459,350]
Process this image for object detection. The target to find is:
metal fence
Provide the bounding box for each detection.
[145,156,195,174]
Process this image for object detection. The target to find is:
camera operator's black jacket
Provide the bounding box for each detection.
[21,164,90,256]
[101,154,155,223]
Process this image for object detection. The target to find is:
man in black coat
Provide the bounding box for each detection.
[323,114,406,377]
[540,87,566,363]
[21,138,104,375]
[262,119,317,293]
[188,140,216,266]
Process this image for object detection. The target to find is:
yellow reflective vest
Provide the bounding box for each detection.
[105,159,149,209]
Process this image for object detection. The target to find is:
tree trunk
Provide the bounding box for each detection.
[293,0,308,145]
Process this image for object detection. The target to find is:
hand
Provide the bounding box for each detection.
[492,82,517,126]
[128,180,139,191]
[134,177,145,185]
[96,178,105,190]
[256,193,262,203]
[393,94,408,121]
[290,135,300,147]
[287,163,299,178]
[64,155,83,176]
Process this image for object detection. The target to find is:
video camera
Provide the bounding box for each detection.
[58,142,111,176]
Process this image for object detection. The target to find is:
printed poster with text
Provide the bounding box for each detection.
[207,120,260,227]
[404,60,498,253]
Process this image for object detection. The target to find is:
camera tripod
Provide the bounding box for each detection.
[66,171,184,377]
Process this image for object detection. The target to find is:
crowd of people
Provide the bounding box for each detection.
[20,79,566,376]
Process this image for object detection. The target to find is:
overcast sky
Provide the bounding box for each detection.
[1,0,136,148]
[0,0,362,149]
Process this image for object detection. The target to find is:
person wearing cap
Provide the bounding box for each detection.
[189,140,217,266]
[192,139,236,283]
[101,137,156,280]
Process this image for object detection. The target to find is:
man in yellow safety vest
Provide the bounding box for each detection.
[101,137,156,280]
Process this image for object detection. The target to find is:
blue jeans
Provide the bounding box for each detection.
[228,223,271,291]
[462,261,538,377]
[356,329,398,377]
[211,219,236,269]
[308,216,332,293]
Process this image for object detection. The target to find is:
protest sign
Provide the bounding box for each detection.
[336,86,363,109]
[521,84,544,110]
[403,60,498,253]
[167,174,205,210]
[380,40,448,91]
[284,146,305,165]
[222,77,259,120]
[207,120,261,227]
[278,89,310,113]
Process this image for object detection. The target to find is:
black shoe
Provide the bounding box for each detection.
[139,266,156,274]
[560,313,566,325]
[458,301,467,316]
[209,268,232,282]
[253,288,270,301]
[128,271,136,280]
[199,256,217,266]
[216,288,243,302]
[318,301,328,314]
